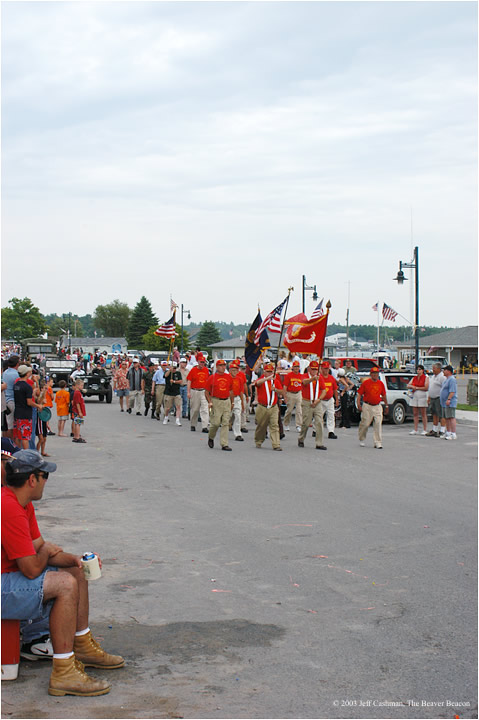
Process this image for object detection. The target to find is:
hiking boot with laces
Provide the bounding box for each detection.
[48,655,110,696]
[73,630,125,669]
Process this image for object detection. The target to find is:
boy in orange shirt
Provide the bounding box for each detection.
[54,380,70,437]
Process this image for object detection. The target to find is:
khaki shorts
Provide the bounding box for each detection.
[410,393,427,407]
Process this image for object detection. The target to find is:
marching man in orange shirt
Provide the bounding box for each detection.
[356,366,388,449]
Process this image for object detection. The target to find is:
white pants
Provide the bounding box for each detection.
[231,396,242,437]
[190,389,209,428]
[129,390,143,413]
[319,397,335,433]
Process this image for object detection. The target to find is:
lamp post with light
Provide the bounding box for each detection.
[302,275,318,314]
[394,246,419,371]
[180,304,191,355]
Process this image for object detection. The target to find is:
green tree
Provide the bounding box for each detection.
[1,297,47,340]
[126,297,158,348]
[142,324,189,352]
[47,314,84,338]
[196,321,221,350]
[93,300,131,336]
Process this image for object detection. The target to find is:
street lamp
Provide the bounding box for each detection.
[394,246,419,371]
[180,304,191,354]
[302,275,318,314]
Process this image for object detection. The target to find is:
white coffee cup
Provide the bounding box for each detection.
[81,553,101,581]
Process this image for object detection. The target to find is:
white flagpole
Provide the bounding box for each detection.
[377,303,380,354]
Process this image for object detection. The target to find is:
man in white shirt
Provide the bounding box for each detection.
[426,363,446,437]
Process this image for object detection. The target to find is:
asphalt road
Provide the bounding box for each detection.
[3,399,477,720]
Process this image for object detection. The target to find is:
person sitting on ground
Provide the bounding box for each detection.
[1,449,124,696]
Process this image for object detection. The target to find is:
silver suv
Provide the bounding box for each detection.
[357,370,431,425]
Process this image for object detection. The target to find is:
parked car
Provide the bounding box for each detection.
[329,356,378,372]
[405,356,446,373]
[356,370,432,425]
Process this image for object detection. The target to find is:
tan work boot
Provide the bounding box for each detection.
[48,655,110,696]
[74,630,125,669]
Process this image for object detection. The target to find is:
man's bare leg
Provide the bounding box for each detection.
[43,571,79,653]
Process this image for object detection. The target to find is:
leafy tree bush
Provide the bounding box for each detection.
[1,297,47,340]
[126,297,158,347]
[93,300,131,336]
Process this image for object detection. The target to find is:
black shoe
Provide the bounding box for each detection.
[47,431,55,436]
[208,438,214,448]
[235,436,244,441]
[20,635,53,661]
[241,428,249,433]
[127,408,132,414]
[70,432,74,437]
[298,440,304,447]
[191,426,196,431]
[222,446,232,451]
[316,445,327,450]
[273,447,282,451]
[121,409,124,412]
[312,431,316,437]
[280,433,285,440]
[202,428,209,433]
[144,408,148,416]
[136,412,142,416]
[328,432,337,439]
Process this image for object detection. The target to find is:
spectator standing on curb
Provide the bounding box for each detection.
[71,379,86,444]
[440,365,458,440]
[13,366,44,450]
[407,364,429,435]
[3,355,20,440]
[54,380,70,436]
[426,363,446,438]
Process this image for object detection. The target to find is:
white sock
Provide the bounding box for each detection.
[433,425,438,432]
[53,651,74,659]
[440,428,446,434]
[75,627,90,637]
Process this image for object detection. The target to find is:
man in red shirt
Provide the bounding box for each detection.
[187,354,210,433]
[356,366,388,449]
[205,360,234,450]
[298,361,327,450]
[252,362,285,451]
[283,360,303,432]
[228,361,245,442]
[1,449,124,696]
[319,361,339,440]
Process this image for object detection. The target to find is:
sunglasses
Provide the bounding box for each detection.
[34,471,49,481]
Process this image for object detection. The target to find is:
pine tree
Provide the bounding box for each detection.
[196,321,221,350]
[126,297,158,348]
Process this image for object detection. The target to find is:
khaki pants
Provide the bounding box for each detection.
[319,397,335,433]
[284,392,302,428]
[129,390,143,413]
[299,399,324,446]
[358,403,383,446]
[255,404,280,449]
[231,396,242,437]
[155,385,165,415]
[209,397,231,447]
[190,389,209,428]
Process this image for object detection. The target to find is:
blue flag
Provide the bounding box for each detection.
[245,312,271,369]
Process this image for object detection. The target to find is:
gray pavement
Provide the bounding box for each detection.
[2,399,477,720]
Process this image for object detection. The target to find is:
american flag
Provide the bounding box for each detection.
[254,297,288,344]
[309,299,324,321]
[372,303,378,312]
[170,298,179,312]
[382,303,398,322]
[155,313,177,338]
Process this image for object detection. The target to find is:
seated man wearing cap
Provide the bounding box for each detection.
[2,450,124,696]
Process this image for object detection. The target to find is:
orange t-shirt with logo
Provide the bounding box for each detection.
[284,371,304,393]
[187,366,210,389]
[321,374,338,401]
[230,375,245,397]
[358,378,386,405]
[206,373,233,399]
[44,387,54,408]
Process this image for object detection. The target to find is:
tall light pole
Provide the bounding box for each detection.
[302,275,318,314]
[180,304,191,354]
[394,246,419,371]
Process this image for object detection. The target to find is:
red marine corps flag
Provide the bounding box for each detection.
[283,301,330,357]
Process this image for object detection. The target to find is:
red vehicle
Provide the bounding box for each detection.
[329,357,378,371]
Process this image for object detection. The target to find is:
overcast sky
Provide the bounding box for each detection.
[2,1,477,329]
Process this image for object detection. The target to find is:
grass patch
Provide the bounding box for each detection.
[457,403,478,412]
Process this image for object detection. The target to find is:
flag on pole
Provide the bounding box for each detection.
[372,303,378,312]
[283,312,329,357]
[309,299,324,321]
[170,298,179,312]
[382,303,398,322]
[155,314,177,338]
[254,297,288,344]
[245,312,271,369]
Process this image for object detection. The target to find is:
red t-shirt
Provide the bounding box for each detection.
[206,373,233,399]
[256,376,283,406]
[72,389,86,416]
[230,374,245,397]
[1,487,41,574]
[358,378,386,405]
[187,366,210,389]
[320,373,338,401]
[301,375,326,401]
[284,371,304,393]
